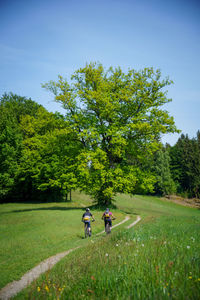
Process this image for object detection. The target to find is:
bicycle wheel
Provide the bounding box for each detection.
[105,222,111,234]
[84,224,89,238]
[85,223,91,238]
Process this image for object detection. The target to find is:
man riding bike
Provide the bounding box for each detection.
[82,208,95,237]
[102,208,116,232]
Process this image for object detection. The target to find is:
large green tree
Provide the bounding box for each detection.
[0,93,80,202]
[19,107,81,201]
[43,63,179,205]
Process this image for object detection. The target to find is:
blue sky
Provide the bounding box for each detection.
[0,0,199,145]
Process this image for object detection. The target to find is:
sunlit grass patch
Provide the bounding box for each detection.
[0,195,125,289]
[16,214,200,299]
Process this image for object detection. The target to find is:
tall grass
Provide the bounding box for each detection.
[16,214,200,299]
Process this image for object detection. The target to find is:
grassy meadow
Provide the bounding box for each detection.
[0,191,126,290]
[0,192,199,299]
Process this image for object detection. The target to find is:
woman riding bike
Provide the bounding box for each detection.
[102,208,116,233]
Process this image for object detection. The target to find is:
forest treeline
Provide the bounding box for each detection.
[0,64,199,203]
[1,93,199,203]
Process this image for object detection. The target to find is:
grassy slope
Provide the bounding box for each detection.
[14,193,200,300]
[0,191,127,289]
[1,192,199,299]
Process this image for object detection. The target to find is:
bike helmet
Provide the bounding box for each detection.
[86,208,90,211]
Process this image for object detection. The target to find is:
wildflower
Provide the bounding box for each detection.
[198,278,200,281]
[91,276,96,281]
[105,253,109,257]
[116,243,119,247]
[37,287,41,292]
[187,246,190,249]
[45,285,49,292]
[188,276,192,279]
[142,244,144,247]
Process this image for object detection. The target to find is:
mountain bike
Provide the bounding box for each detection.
[84,220,95,238]
[105,218,116,234]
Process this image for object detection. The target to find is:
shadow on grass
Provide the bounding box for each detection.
[2,203,140,217]
[9,206,87,213]
[6,203,116,214]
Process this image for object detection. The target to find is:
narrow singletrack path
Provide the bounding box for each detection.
[126,215,141,228]
[0,215,141,300]
[96,215,130,235]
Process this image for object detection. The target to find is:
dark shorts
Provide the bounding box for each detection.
[84,221,91,228]
[104,219,112,227]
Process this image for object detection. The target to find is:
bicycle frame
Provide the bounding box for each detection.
[84,222,91,238]
[105,220,111,234]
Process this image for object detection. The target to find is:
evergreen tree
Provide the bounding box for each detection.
[153,147,176,195]
[169,132,200,198]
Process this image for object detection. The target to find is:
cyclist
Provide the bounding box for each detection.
[82,208,95,236]
[102,208,116,231]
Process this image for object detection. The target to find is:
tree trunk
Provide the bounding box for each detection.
[96,188,113,207]
[70,190,72,201]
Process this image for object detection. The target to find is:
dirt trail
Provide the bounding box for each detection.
[126,215,141,228]
[0,215,141,300]
[96,215,130,235]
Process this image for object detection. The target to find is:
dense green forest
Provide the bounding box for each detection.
[0,64,199,203]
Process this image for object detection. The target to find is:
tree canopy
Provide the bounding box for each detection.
[168,132,200,198]
[43,63,179,205]
[0,93,80,202]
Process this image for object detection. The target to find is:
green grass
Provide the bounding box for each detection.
[16,214,200,299]
[0,191,126,289]
[1,192,200,299]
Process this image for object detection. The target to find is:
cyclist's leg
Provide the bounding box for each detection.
[104,220,107,231]
[109,219,112,228]
[87,221,91,236]
[105,220,110,233]
[84,222,87,237]
[84,221,90,237]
